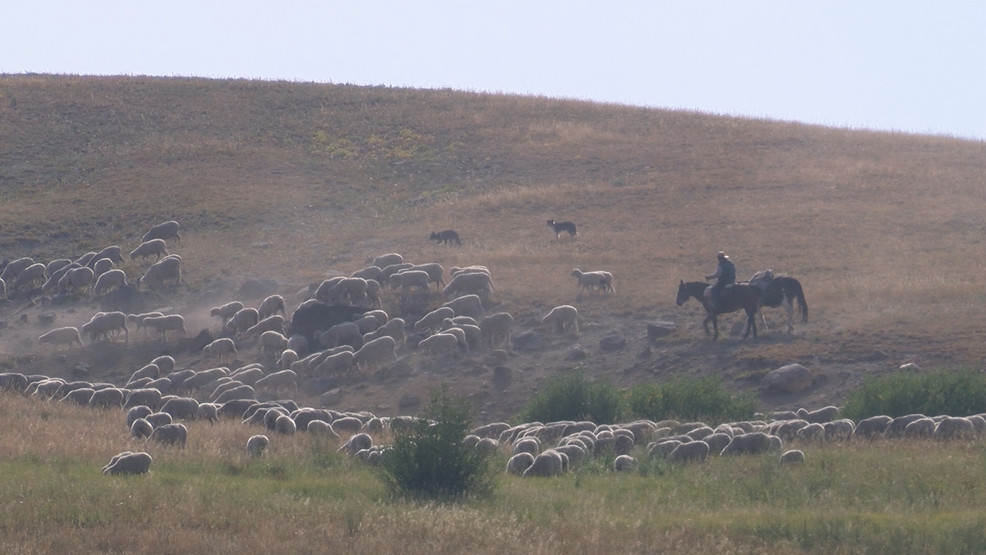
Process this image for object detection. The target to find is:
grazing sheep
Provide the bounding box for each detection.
[91,269,128,296]
[246,434,270,457]
[127,312,165,337]
[312,349,356,376]
[286,301,367,346]
[181,368,229,393]
[61,387,95,405]
[226,307,260,336]
[144,411,174,428]
[541,305,579,334]
[213,383,256,404]
[721,432,776,456]
[371,253,403,269]
[258,294,286,320]
[257,330,289,355]
[203,337,238,364]
[429,229,461,245]
[324,277,369,305]
[58,266,95,295]
[125,389,163,411]
[312,277,345,302]
[779,449,806,465]
[443,271,494,299]
[885,414,927,438]
[317,321,364,350]
[255,369,298,395]
[823,419,855,442]
[352,266,384,282]
[138,255,181,289]
[274,414,297,435]
[210,301,244,325]
[903,417,937,438]
[89,245,125,266]
[1,257,35,282]
[355,311,388,334]
[129,238,169,262]
[418,332,460,357]
[141,220,181,245]
[523,450,566,477]
[286,334,309,357]
[81,311,129,343]
[89,387,126,409]
[414,307,455,334]
[546,219,578,240]
[102,451,153,475]
[389,270,431,292]
[353,336,398,372]
[152,355,175,375]
[363,317,406,347]
[934,416,975,440]
[38,326,83,351]
[406,263,446,289]
[91,257,115,278]
[442,294,484,319]
[571,268,615,293]
[126,405,154,428]
[614,454,637,472]
[480,312,514,348]
[363,279,382,308]
[130,418,155,440]
[379,262,414,283]
[506,452,535,475]
[10,262,46,293]
[852,415,893,440]
[161,397,201,421]
[669,440,711,464]
[339,432,373,455]
[273,349,299,371]
[142,314,186,342]
[150,423,188,448]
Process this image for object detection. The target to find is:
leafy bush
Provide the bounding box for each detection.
[624,376,757,424]
[379,385,495,501]
[518,371,626,424]
[841,368,986,420]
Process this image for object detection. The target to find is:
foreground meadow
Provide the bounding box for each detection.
[3,394,986,554]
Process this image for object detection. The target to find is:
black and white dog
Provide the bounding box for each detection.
[546,219,578,240]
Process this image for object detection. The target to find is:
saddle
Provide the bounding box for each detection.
[748,269,774,292]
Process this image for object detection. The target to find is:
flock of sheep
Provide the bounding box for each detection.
[1,218,984,478]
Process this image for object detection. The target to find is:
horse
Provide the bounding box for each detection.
[751,274,808,333]
[676,280,761,340]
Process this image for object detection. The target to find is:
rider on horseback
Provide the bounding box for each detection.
[705,251,736,311]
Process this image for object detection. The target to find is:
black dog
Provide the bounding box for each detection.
[429,229,461,245]
[546,219,578,240]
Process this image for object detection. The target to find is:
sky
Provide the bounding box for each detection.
[3,2,985,140]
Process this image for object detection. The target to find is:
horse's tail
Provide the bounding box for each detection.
[786,278,808,322]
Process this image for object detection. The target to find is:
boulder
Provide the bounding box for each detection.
[761,363,813,394]
[646,321,675,342]
[599,334,627,352]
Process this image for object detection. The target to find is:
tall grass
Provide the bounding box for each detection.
[841,368,986,420]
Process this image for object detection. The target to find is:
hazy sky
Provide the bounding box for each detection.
[4,2,985,140]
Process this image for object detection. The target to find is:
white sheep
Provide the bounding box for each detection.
[379,262,414,283]
[138,255,181,288]
[210,301,244,325]
[81,311,129,343]
[352,265,383,282]
[371,252,403,269]
[150,423,188,448]
[225,307,260,336]
[389,270,431,292]
[10,262,46,293]
[102,451,153,475]
[57,266,94,295]
[246,434,270,458]
[480,311,514,348]
[441,294,484,319]
[363,317,406,347]
[286,334,309,357]
[571,268,615,293]
[355,310,388,334]
[42,264,76,296]
[418,332,459,357]
[0,257,35,282]
[203,337,238,364]
[91,257,115,278]
[127,312,165,337]
[152,355,175,375]
[406,262,445,289]
[258,330,289,354]
[325,277,368,305]
[364,279,382,308]
[255,369,298,395]
[129,238,169,262]
[277,348,299,370]
[541,305,579,334]
[312,349,356,375]
[89,245,125,266]
[353,335,398,372]
[244,315,285,338]
[142,220,182,245]
[438,324,468,353]
[317,321,363,350]
[38,326,83,351]
[443,271,494,299]
[523,450,566,477]
[274,414,297,435]
[91,268,128,296]
[258,294,286,320]
[414,306,455,333]
[141,314,187,342]
[313,277,345,302]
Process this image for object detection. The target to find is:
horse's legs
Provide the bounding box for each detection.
[784,300,794,333]
[711,315,719,340]
[759,310,769,332]
[743,309,757,338]
[702,313,712,335]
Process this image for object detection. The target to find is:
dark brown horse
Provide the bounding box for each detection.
[676,280,761,340]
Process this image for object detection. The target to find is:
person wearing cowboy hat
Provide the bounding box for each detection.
[705,251,736,311]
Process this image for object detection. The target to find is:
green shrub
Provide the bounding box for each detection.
[841,368,986,420]
[518,371,626,424]
[378,385,495,501]
[624,376,757,424]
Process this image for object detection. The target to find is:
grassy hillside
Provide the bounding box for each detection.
[2,74,986,413]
